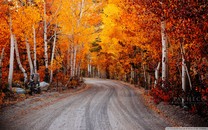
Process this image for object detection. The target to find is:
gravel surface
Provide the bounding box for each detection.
[0,78,170,130]
[155,102,208,127]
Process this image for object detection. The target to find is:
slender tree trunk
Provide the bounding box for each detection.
[180,42,192,90]
[154,62,161,87]
[185,64,192,89]
[77,60,81,77]
[8,13,14,90]
[97,67,100,78]
[43,1,49,82]
[25,36,34,80]
[180,41,192,107]
[131,66,135,84]
[70,44,73,77]
[93,66,95,78]
[73,45,77,76]
[90,63,92,77]
[14,37,28,84]
[147,72,151,89]
[67,44,70,76]
[88,59,91,77]
[161,20,168,87]
[87,63,90,77]
[0,48,5,87]
[33,25,37,74]
[8,34,15,90]
[182,53,186,107]
[131,66,134,80]
[77,0,85,26]
[142,64,147,89]
[44,1,48,68]
[50,23,57,83]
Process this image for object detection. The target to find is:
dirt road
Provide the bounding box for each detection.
[0,78,170,130]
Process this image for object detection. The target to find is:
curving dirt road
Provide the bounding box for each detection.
[0,78,170,130]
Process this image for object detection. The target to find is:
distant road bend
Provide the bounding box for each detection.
[1,78,170,130]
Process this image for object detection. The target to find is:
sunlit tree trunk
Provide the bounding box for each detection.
[44,1,49,82]
[154,62,161,87]
[185,64,192,90]
[73,45,77,76]
[161,20,168,87]
[14,37,27,84]
[67,44,70,76]
[78,0,85,25]
[0,48,5,87]
[25,36,34,80]
[50,23,57,83]
[8,15,14,90]
[88,58,91,77]
[70,44,73,77]
[180,41,192,107]
[180,42,192,89]
[33,25,37,74]
[182,53,186,107]
[72,0,84,77]
[8,34,15,90]
[87,63,90,77]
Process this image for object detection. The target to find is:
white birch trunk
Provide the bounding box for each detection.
[80,0,85,18]
[180,42,192,90]
[154,62,161,87]
[87,63,90,77]
[185,64,192,89]
[70,44,73,77]
[8,14,14,90]
[49,23,57,83]
[182,55,186,107]
[8,34,15,90]
[14,37,28,84]
[73,45,77,76]
[25,37,34,80]
[180,42,192,107]
[78,0,85,26]
[33,25,37,73]
[161,20,168,87]
[44,1,48,69]
[88,59,91,77]
[67,44,70,75]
